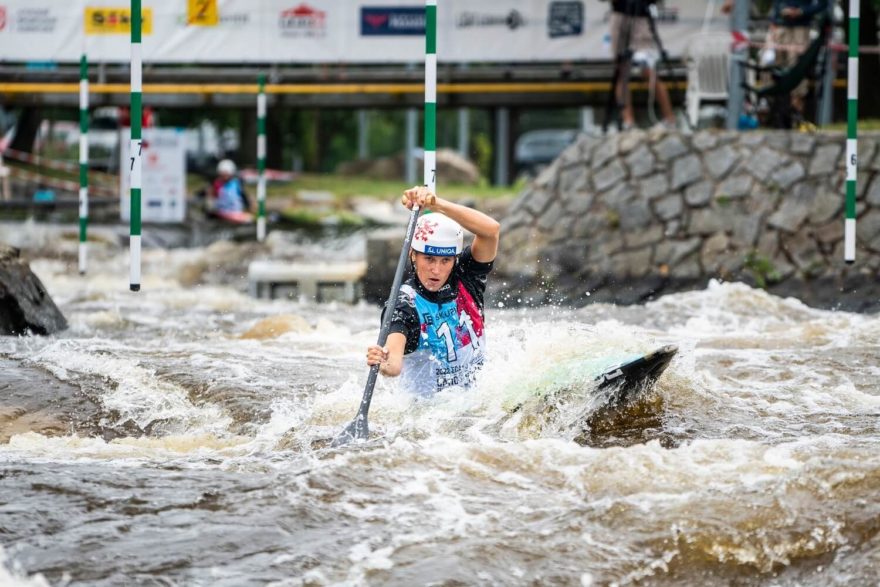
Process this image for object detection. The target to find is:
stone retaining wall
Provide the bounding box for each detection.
[495,129,880,312]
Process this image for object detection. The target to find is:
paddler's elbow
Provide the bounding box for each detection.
[487,218,501,240]
[380,363,402,377]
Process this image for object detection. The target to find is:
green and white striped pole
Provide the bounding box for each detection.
[424,0,437,192]
[78,48,89,275]
[257,73,267,242]
[844,0,859,263]
[129,0,143,290]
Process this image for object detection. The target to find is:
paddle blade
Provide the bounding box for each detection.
[330,414,369,447]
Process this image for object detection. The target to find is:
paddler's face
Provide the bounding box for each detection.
[412,251,455,292]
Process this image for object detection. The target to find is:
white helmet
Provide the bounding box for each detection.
[412,213,463,257]
[217,159,237,175]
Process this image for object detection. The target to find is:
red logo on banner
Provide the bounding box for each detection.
[364,14,388,29]
[281,4,323,19]
[279,4,326,37]
[0,7,7,32]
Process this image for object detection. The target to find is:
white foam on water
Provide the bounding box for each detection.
[26,340,233,436]
[0,546,52,587]
[4,431,252,462]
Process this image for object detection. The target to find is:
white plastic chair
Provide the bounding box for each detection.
[684,33,731,128]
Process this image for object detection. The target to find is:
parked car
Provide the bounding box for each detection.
[514,129,579,176]
[88,107,123,172]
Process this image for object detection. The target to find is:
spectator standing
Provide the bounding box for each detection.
[608,0,676,130]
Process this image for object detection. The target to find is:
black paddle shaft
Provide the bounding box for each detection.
[332,204,422,446]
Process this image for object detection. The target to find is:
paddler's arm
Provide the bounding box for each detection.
[401,186,501,263]
[366,332,407,377]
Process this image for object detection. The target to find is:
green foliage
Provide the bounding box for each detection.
[472,133,493,181]
[367,111,406,158]
[279,207,323,226]
[605,209,621,229]
[744,250,781,289]
[754,0,773,17]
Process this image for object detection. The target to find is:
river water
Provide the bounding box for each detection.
[1,223,879,587]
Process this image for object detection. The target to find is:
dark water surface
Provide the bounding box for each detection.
[1,225,879,586]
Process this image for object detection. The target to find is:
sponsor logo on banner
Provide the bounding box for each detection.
[361,6,424,36]
[0,7,7,32]
[12,7,57,33]
[175,12,249,26]
[85,7,154,35]
[280,4,326,38]
[187,0,218,26]
[456,10,525,30]
[548,1,583,38]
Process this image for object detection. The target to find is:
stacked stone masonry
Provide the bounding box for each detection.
[496,129,880,311]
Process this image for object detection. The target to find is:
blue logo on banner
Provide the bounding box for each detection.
[423,245,457,256]
[361,6,425,36]
[548,1,583,38]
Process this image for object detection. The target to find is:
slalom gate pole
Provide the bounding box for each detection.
[129,0,143,291]
[257,73,267,242]
[424,0,437,192]
[79,46,89,275]
[844,0,859,263]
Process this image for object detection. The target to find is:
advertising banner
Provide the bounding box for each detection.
[120,128,186,224]
[0,0,729,64]
[84,6,154,35]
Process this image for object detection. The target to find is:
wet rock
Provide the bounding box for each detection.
[640,173,669,200]
[558,163,589,195]
[524,187,554,216]
[689,208,730,235]
[770,162,805,189]
[654,194,684,220]
[654,134,688,162]
[732,214,762,247]
[684,181,713,207]
[654,237,702,267]
[0,358,104,443]
[704,145,738,179]
[701,232,731,272]
[808,186,843,225]
[561,189,594,214]
[747,146,786,182]
[0,244,67,336]
[766,131,791,152]
[493,130,880,311]
[625,144,655,179]
[623,225,664,249]
[671,154,703,190]
[537,201,566,232]
[716,174,753,199]
[692,131,719,151]
[866,175,880,207]
[617,199,654,230]
[809,144,842,176]
[591,138,619,170]
[767,184,816,233]
[790,132,817,155]
[593,159,627,193]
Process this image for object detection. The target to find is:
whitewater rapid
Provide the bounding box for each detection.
[1,223,878,586]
